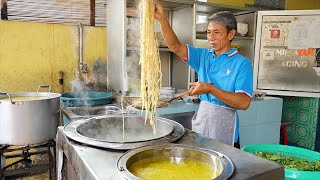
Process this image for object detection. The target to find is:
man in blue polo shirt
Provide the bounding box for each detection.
[154,1,253,147]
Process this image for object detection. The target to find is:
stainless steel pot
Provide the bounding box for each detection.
[0,85,61,145]
[117,144,234,180]
[63,115,185,150]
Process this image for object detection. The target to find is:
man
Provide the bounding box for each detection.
[154,0,253,147]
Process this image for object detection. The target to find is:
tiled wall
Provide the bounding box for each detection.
[282,96,319,150]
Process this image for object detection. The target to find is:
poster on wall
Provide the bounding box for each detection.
[256,13,320,95]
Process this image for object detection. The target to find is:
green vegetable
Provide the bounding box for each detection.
[255,151,320,171]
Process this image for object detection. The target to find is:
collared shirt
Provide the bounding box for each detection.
[185,44,253,142]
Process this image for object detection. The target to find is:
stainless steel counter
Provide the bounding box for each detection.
[56,127,284,180]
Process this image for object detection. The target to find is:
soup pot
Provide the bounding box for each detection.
[117,144,234,180]
[0,85,61,145]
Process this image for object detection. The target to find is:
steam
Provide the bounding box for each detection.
[69,59,107,108]
[70,0,163,140]
[126,17,142,96]
[77,116,165,143]
[72,79,90,93]
[70,79,91,107]
[92,59,108,91]
[125,16,166,96]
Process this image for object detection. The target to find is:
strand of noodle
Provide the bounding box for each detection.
[121,96,125,141]
[139,0,162,134]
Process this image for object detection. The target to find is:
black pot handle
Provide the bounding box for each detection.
[37,85,51,93]
[0,92,15,104]
[0,92,8,96]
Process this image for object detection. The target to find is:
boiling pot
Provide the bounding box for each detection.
[0,85,61,145]
[63,115,185,150]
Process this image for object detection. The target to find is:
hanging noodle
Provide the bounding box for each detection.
[139,0,162,134]
[121,96,125,141]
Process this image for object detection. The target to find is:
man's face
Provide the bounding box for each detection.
[207,22,235,53]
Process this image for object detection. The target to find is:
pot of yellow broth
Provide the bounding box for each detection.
[117,144,234,180]
[0,85,60,145]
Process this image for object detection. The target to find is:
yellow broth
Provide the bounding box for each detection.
[1,96,46,101]
[128,157,221,180]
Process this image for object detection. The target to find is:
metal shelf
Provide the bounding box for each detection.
[127,0,194,10]
[234,36,254,40]
[196,33,254,40]
[195,1,255,15]
[127,46,171,52]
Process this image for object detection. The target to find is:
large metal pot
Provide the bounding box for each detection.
[63,115,185,150]
[0,85,61,145]
[117,144,234,180]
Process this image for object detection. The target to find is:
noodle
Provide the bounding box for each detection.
[139,0,162,134]
[121,96,125,141]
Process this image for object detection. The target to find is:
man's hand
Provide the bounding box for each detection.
[154,0,166,21]
[153,0,188,60]
[189,82,214,95]
[189,81,251,110]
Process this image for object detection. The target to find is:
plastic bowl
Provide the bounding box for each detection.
[182,95,199,103]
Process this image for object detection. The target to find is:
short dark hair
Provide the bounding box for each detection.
[207,11,237,33]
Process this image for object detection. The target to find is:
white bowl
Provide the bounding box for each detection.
[182,95,199,103]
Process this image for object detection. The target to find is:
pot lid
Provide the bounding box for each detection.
[63,115,185,150]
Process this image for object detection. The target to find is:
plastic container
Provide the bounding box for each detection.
[60,91,113,107]
[242,144,320,180]
[60,91,113,125]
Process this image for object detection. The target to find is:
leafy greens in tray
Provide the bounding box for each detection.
[255,152,320,171]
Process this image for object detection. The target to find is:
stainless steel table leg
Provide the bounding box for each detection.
[56,148,64,180]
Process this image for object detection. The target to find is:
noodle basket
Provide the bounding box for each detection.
[122,96,176,109]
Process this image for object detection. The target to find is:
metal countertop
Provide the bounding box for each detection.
[56,127,284,180]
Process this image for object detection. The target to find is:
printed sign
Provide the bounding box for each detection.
[271,29,280,38]
[263,50,275,60]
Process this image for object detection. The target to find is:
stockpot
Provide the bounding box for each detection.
[0,85,61,145]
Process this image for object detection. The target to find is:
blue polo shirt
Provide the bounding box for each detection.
[185,44,253,143]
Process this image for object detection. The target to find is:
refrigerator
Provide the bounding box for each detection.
[253,10,320,151]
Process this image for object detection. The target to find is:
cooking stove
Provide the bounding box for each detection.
[56,127,285,179]
[0,140,55,180]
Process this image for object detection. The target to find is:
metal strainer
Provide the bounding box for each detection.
[123,88,193,109]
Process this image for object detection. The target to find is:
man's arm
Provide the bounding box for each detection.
[154,0,188,60]
[190,82,251,110]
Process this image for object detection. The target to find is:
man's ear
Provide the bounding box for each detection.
[228,29,236,40]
